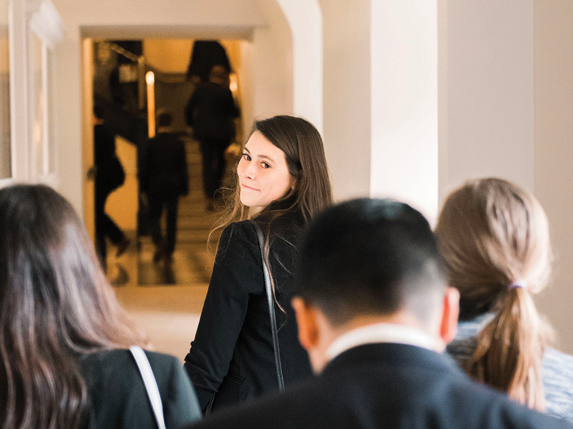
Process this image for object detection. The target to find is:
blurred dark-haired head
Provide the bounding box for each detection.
[93,104,105,120]
[157,111,173,128]
[297,198,447,326]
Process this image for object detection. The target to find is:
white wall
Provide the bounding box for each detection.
[7,0,29,183]
[246,0,293,126]
[370,0,438,221]
[439,1,573,353]
[439,0,534,202]
[533,0,573,354]
[143,40,193,74]
[55,0,266,30]
[276,0,322,133]
[319,0,371,201]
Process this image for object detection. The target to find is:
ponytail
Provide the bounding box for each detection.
[466,287,546,410]
[436,178,553,411]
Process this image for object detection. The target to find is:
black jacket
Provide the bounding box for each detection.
[185,82,239,141]
[184,219,312,414]
[80,349,201,429]
[140,132,189,197]
[187,343,573,429]
[94,124,124,192]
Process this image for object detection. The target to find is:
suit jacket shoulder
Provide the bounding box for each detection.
[80,349,200,429]
[188,344,572,429]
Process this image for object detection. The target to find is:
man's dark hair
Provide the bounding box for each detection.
[297,198,447,326]
[93,105,105,120]
[157,112,173,128]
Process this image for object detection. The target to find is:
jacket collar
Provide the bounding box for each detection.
[323,342,467,381]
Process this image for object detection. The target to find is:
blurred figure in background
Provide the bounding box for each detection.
[140,111,189,263]
[185,65,239,211]
[93,105,129,268]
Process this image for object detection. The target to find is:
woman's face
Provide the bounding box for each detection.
[237,131,294,212]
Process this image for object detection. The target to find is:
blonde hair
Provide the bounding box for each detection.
[436,178,552,410]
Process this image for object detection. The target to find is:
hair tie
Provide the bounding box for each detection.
[509,282,527,290]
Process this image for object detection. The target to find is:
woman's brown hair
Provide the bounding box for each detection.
[216,115,332,308]
[218,115,332,227]
[0,184,146,429]
[435,178,552,410]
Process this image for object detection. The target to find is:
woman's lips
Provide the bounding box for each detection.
[241,183,259,191]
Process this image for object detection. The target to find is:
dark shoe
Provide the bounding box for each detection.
[116,239,131,257]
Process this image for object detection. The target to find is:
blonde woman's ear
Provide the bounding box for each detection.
[439,287,460,348]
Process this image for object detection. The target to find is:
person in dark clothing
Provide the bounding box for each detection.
[0,184,201,429]
[185,65,239,210]
[186,198,571,429]
[186,41,231,84]
[183,116,333,415]
[140,111,189,263]
[93,105,129,267]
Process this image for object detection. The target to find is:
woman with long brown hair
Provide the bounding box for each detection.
[0,184,200,429]
[436,178,573,421]
[184,115,333,414]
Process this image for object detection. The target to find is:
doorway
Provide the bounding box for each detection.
[82,37,246,357]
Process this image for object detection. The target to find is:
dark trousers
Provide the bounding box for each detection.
[148,194,179,255]
[199,138,230,199]
[95,184,125,264]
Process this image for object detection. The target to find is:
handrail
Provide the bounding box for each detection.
[107,41,140,63]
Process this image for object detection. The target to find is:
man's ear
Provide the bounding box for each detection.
[439,287,460,346]
[292,297,319,351]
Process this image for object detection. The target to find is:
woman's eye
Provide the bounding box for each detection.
[261,162,271,169]
[242,153,251,161]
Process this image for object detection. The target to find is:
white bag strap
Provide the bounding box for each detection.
[129,346,167,429]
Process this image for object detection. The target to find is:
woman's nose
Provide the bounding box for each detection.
[245,165,256,179]
[239,160,256,179]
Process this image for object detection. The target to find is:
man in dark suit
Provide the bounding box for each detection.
[187,199,571,429]
[140,111,189,263]
[185,65,239,211]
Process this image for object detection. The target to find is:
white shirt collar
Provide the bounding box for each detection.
[326,322,442,361]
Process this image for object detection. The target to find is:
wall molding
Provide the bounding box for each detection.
[28,0,63,49]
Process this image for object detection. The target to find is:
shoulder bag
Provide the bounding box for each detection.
[130,346,167,429]
[251,221,285,391]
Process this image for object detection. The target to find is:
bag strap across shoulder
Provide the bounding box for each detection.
[251,221,285,391]
[129,346,167,429]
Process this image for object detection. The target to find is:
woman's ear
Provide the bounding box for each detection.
[289,174,297,191]
[292,297,319,351]
[439,287,460,346]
